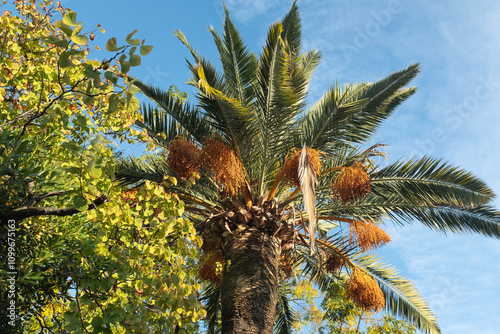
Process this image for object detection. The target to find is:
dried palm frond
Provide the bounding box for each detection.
[331,166,371,204]
[346,269,385,312]
[283,147,321,188]
[167,138,202,180]
[298,145,318,254]
[349,220,391,252]
[202,138,246,196]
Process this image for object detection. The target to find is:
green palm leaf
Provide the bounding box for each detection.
[275,281,298,334]
[371,156,494,206]
[280,1,301,53]
[254,21,306,192]
[132,79,215,143]
[115,155,168,186]
[318,196,500,238]
[300,63,419,150]
[176,30,257,162]
[114,156,220,209]
[201,283,222,334]
[209,9,258,105]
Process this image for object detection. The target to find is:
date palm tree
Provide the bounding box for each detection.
[115,3,500,333]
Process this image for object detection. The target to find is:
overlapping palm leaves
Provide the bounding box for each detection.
[115,3,500,333]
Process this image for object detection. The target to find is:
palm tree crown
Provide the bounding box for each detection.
[116,3,500,333]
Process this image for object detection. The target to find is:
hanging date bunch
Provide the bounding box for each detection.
[199,252,226,286]
[202,137,246,196]
[324,253,345,274]
[331,165,371,204]
[346,269,385,312]
[349,220,391,252]
[282,147,322,187]
[167,137,202,180]
[280,254,293,278]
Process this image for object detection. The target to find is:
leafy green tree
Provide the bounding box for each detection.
[0,1,204,332]
[115,3,500,334]
[319,281,362,333]
[318,281,416,334]
[367,314,417,334]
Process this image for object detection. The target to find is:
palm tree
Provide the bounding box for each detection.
[116,3,500,333]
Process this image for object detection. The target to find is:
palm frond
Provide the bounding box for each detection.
[388,203,500,237]
[298,233,356,291]
[371,156,495,207]
[135,103,186,147]
[209,9,258,105]
[114,156,168,186]
[299,82,368,151]
[279,2,321,111]
[131,78,215,143]
[275,281,298,334]
[114,156,220,209]
[292,49,321,102]
[255,21,303,193]
[194,63,258,165]
[174,29,204,64]
[177,29,259,165]
[340,63,420,143]
[175,29,254,160]
[318,195,500,238]
[280,1,301,53]
[300,63,420,150]
[201,283,222,334]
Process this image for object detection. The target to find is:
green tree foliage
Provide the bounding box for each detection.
[367,314,417,334]
[317,281,416,334]
[0,1,204,332]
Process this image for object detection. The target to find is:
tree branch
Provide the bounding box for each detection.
[2,195,108,223]
[24,189,68,208]
[37,190,67,201]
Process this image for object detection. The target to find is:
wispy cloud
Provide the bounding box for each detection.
[214,0,286,23]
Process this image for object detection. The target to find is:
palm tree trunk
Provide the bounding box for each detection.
[220,226,281,334]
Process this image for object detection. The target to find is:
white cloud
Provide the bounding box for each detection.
[221,0,286,23]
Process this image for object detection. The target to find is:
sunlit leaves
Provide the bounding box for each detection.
[42,35,68,47]
[0,2,169,332]
[106,37,125,52]
[70,34,88,46]
[62,11,81,27]
[126,29,141,46]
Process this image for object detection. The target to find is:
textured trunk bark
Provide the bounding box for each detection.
[221,226,281,334]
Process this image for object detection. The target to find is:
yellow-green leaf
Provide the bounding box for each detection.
[140,45,153,56]
[71,34,88,45]
[90,166,102,179]
[63,12,81,26]
[73,196,88,211]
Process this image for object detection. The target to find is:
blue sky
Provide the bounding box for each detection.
[26,0,500,332]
